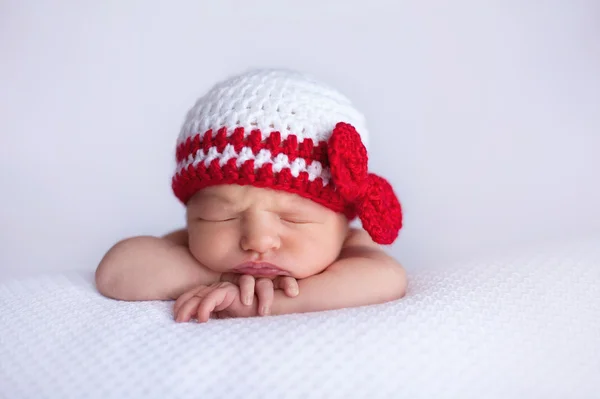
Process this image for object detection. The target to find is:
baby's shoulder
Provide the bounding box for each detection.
[162,228,188,246]
[342,227,380,250]
[336,227,399,265]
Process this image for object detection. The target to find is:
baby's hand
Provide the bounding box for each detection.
[220,273,299,316]
[173,282,256,323]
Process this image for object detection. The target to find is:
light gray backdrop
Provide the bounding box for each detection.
[1,0,599,277]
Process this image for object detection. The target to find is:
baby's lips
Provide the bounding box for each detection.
[232,261,291,277]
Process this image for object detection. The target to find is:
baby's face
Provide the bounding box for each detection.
[185,184,349,279]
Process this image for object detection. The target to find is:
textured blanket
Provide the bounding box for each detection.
[1,235,599,399]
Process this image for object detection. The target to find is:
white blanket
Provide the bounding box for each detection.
[1,235,599,399]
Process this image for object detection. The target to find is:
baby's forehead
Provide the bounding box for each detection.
[188,185,321,212]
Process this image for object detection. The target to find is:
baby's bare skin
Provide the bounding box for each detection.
[95,185,407,322]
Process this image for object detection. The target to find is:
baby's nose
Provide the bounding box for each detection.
[240,234,279,254]
[240,218,281,254]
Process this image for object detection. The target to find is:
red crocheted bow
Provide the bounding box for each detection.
[328,122,403,245]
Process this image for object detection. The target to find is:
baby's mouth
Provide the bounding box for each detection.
[232,262,290,277]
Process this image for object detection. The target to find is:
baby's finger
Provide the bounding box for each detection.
[196,292,222,323]
[175,296,203,323]
[174,285,207,316]
[196,287,236,323]
[239,275,255,306]
[213,287,238,312]
[275,276,299,297]
[255,278,274,316]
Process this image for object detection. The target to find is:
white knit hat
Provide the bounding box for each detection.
[172,68,403,244]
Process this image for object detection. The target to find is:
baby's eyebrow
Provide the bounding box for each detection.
[280,198,321,214]
[199,193,238,206]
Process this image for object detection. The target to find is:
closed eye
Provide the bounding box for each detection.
[197,217,238,222]
[281,218,312,224]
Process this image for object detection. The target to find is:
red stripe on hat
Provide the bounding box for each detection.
[172,161,355,220]
[176,128,329,166]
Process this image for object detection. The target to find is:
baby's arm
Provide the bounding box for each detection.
[270,228,407,316]
[95,229,220,301]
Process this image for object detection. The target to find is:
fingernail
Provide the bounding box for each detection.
[261,306,270,316]
[244,295,252,305]
[290,287,299,296]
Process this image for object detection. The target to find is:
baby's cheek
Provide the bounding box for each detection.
[289,233,340,276]
[189,228,237,267]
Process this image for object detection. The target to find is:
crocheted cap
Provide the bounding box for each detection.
[172,68,403,244]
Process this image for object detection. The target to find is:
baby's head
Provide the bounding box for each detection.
[171,69,403,278]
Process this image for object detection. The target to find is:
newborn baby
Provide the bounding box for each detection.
[95,69,407,322]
